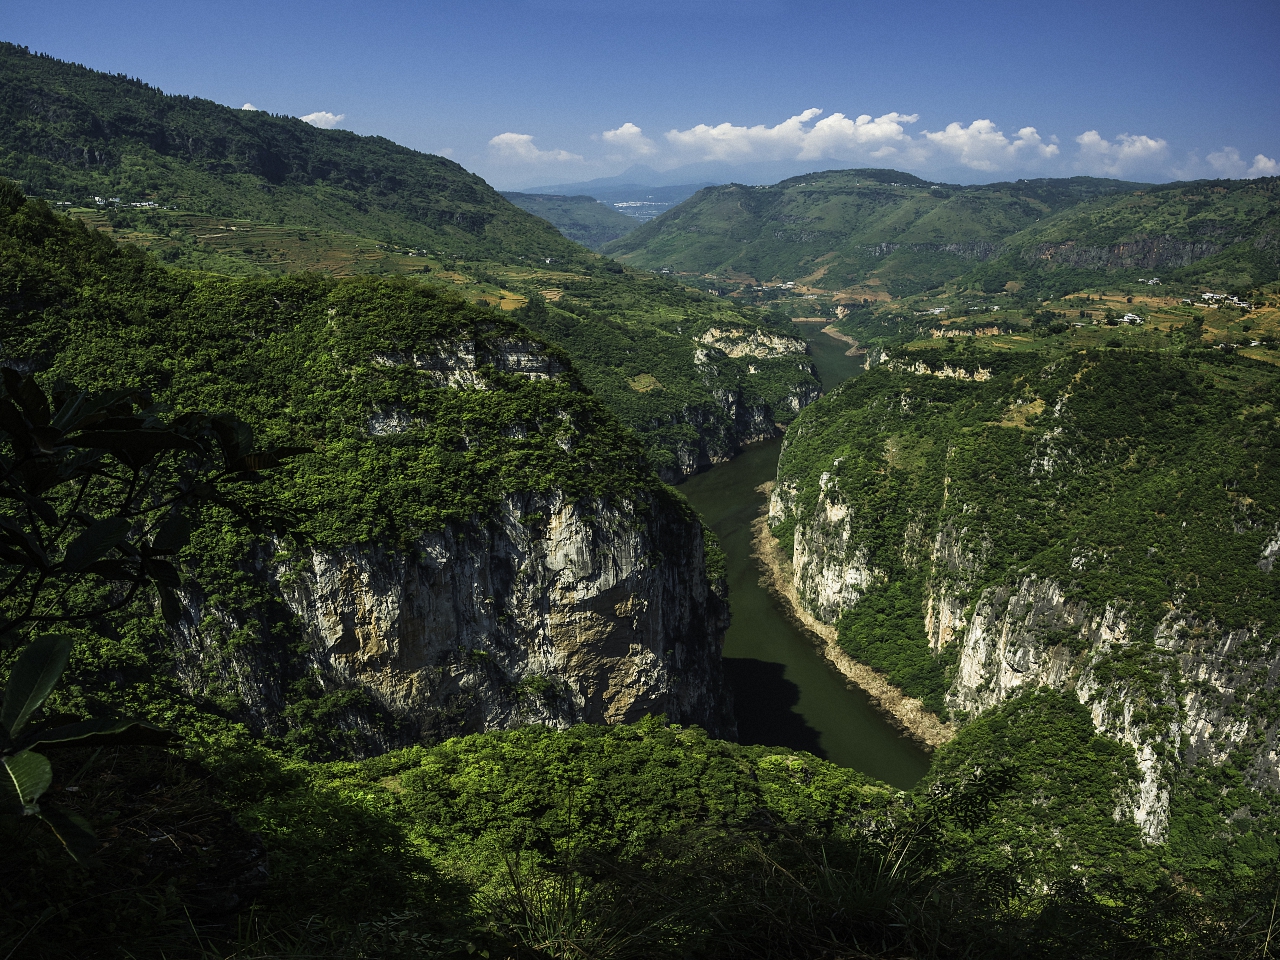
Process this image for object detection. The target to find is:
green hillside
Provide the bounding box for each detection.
[0,43,585,266]
[0,186,660,550]
[603,168,1144,297]
[0,43,817,475]
[3,157,1279,960]
[501,191,639,249]
[770,337,1280,895]
[955,176,1280,294]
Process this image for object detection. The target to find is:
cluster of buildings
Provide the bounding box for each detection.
[87,197,160,209]
[1195,291,1253,310]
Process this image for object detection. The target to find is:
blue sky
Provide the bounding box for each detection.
[6,0,1278,189]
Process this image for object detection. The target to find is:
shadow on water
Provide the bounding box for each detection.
[722,658,825,757]
[679,322,930,790]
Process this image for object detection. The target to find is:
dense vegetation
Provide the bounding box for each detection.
[603,169,1145,295]
[769,342,1280,937]
[500,192,639,250]
[4,41,1280,955]
[8,710,1280,959]
[0,43,584,265]
[776,347,1280,710]
[0,42,818,475]
[953,177,1280,296]
[0,177,688,759]
[0,183,662,547]
[605,167,1279,334]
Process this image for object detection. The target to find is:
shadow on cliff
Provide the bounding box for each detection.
[723,658,826,759]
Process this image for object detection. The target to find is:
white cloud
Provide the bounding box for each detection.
[300,111,345,129]
[545,109,1276,185]
[1251,154,1280,177]
[1075,130,1167,176]
[488,132,583,163]
[799,112,919,159]
[241,102,260,111]
[602,122,657,157]
[1208,146,1280,179]
[663,108,917,163]
[922,121,1058,172]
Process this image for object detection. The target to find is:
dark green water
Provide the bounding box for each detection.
[679,324,931,789]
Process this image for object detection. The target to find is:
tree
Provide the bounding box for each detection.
[0,368,301,636]
[0,369,303,858]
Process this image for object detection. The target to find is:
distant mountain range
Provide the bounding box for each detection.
[516,175,717,231]
[602,169,1147,295]
[603,167,1280,297]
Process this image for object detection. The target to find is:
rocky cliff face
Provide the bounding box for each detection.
[772,470,1257,842]
[174,497,732,757]
[269,489,732,741]
[654,325,818,480]
[770,472,881,624]
[770,353,1280,843]
[167,322,733,754]
[1025,237,1227,271]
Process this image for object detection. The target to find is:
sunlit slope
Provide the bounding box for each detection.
[604,169,1143,296]
[0,42,587,266]
[955,176,1280,292]
[0,44,819,475]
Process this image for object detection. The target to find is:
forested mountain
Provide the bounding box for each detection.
[0,41,818,478]
[603,168,1146,296]
[0,43,582,264]
[0,178,732,743]
[756,336,1280,942]
[500,191,639,249]
[955,176,1280,293]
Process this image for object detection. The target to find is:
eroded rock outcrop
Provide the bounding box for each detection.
[769,351,1280,843]
[270,490,732,741]
[173,496,731,755]
[651,325,818,480]
[167,312,733,754]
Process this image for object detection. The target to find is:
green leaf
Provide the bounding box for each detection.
[70,428,202,459]
[145,558,182,589]
[232,446,311,473]
[20,717,177,751]
[2,369,51,427]
[0,396,34,448]
[0,516,50,569]
[80,557,138,581]
[158,584,184,627]
[39,805,98,862]
[211,416,255,466]
[0,634,73,736]
[2,749,52,810]
[62,516,131,572]
[150,514,191,554]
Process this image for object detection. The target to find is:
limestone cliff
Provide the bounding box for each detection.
[653,324,818,480]
[265,489,732,742]
[158,282,734,754]
[770,348,1280,842]
[173,465,732,757]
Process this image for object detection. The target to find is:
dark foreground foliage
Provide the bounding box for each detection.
[3,720,1279,959]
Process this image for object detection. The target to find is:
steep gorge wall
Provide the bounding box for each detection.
[173,487,731,754]
[161,315,733,754]
[773,471,1280,841]
[655,325,819,480]
[769,355,1280,842]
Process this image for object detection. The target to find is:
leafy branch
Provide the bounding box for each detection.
[0,368,305,638]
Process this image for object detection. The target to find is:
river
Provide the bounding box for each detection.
[679,323,930,789]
